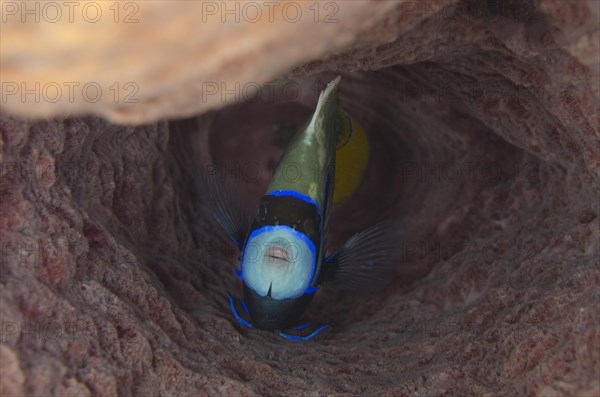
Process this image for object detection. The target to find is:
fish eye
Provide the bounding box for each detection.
[257,203,267,220]
[302,218,315,236]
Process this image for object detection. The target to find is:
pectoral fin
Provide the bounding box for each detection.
[279,323,329,341]
[196,164,253,248]
[320,221,401,291]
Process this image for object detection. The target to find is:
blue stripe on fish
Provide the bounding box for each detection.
[228,293,253,328]
[241,301,250,315]
[268,190,321,216]
[279,324,329,341]
[234,267,243,280]
[293,322,311,330]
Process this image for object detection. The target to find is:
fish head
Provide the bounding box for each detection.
[239,224,318,329]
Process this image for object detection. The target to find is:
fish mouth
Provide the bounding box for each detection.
[265,246,290,263]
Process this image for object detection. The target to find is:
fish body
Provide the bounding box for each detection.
[199,77,398,340]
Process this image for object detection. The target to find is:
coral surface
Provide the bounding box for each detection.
[1,1,598,396]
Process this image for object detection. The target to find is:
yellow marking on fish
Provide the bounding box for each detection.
[333,113,369,204]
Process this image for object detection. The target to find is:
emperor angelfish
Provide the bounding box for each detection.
[198,76,398,340]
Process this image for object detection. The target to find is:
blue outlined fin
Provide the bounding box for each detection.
[320,221,401,292]
[227,292,253,328]
[279,323,329,341]
[234,267,243,280]
[196,164,254,248]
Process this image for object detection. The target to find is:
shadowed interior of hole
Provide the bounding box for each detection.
[171,65,530,329]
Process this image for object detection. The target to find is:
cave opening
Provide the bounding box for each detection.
[164,66,550,332]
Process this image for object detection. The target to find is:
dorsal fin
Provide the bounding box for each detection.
[336,110,354,149]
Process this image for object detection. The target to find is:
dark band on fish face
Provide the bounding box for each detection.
[248,194,322,250]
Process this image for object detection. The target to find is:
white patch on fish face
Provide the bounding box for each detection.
[308,183,317,197]
[242,226,315,300]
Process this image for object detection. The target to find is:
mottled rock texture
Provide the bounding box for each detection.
[0,0,396,123]
[1,1,599,396]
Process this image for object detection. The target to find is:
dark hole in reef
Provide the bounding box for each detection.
[168,67,529,328]
[57,65,537,332]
